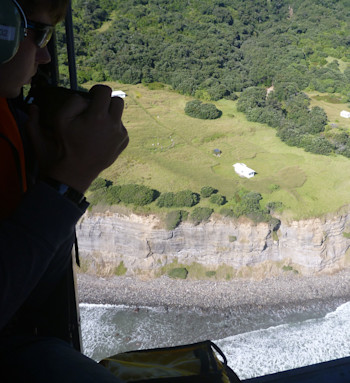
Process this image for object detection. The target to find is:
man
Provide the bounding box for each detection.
[0,0,128,381]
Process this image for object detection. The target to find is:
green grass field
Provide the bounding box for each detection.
[88,82,350,220]
[309,91,350,131]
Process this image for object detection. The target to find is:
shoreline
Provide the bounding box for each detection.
[77,268,350,311]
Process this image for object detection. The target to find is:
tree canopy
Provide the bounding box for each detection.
[58,0,350,101]
[56,0,350,156]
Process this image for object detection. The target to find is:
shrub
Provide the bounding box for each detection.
[247,210,271,223]
[277,122,305,147]
[119,184,157,206]
[268,184,280,192]
[282,265,298,274]
[209,193,226,206]
[246,107,263,122]
[225,92,238,101]
[89,177,112,191]
[258,106,285,128]
[268,217,281,232]
[303,136,334,155]
[156,192,175,207]
[181,210,189,221]
[205,270,216,278]
[114,261,127,276]
[266,201,284,213]
[190,207,213,225]
[228,190,278,223]
[228,235,237,242]
[168,267,188,279]
[198,103,222,119]
[220,208,235,217]
[272,231,279,241]
[165,210,188,230]
[237,87,266,112]
[173,190,199,207]
[184,100,201,116]
[241,192,263,214]
[184,100,222,119]
[105,185,122,205]
[207,84,228,101]
[88,188,108,206]
[200,186,216,198]
[145,82,165,90]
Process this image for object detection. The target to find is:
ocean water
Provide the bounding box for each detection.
[80,299,350,380]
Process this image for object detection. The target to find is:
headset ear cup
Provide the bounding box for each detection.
[0,0,22,64]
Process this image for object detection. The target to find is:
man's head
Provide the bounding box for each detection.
[0,0,69,98]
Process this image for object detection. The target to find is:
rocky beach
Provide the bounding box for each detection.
[78,270,350,379]
[77,268,350,310]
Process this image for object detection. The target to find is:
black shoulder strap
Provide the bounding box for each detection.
[0,132,24,194]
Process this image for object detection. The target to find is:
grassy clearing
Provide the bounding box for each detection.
[96,10,118,33]
[325,56,348,73]
[309,91,350,131]
[86,82,350,220]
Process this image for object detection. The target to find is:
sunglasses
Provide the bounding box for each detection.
[26,20,54,48]
[12,0,54,48]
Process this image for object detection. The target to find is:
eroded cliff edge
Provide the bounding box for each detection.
[76,211,350,278]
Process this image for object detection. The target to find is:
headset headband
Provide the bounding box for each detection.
[0,0,26,64]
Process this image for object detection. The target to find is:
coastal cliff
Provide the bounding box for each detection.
[76,211,350,278]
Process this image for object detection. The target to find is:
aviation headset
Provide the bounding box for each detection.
[0,0,26,64]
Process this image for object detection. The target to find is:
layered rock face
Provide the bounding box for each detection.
[76,211,350,278]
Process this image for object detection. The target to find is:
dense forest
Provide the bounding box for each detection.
[57,0,350,156]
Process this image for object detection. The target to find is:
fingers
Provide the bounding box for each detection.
[118,124,129,152]
[57,93,90,124]
[88,84,113,115]
[47,84,129,190]
[109,95,124,122]
[89,85,128,151]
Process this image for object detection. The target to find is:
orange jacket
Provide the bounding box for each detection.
[0,97,27,219]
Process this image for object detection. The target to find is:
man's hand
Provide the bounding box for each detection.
[29,84,129,193]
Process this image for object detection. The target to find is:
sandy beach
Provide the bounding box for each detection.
[77,268,350,310]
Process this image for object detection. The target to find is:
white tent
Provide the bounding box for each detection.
[233,163,256,178]
[340,110,350,119]
[112,90,126,98]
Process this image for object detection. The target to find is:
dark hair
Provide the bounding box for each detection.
[18,0,69,24]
